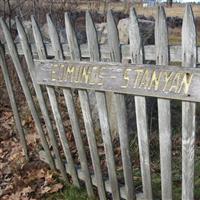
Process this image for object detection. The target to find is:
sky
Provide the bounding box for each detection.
[180,0,199,2]
[160,0,200,2]
[175,0,199,2]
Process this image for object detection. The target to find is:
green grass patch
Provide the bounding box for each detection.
[45,184,95,200]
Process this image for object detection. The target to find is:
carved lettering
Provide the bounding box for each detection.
[169,73,183,93]
[51,64,58,81]
[45,62,196,101]
[133,69,143,88]
[139,69,150,89]
[121,68,131,88]
[178,73,193,94]
[81,66,90,83]
[163,72,174,92]
[89,67,97,85]
[97,67,103,86]
[64,66,75,82]
[148,71,162,90]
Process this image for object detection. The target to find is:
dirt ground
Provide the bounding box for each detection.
[1,2,200,200]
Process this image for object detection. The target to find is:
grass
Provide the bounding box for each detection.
[135,4,200,18]
[45,184,95,200]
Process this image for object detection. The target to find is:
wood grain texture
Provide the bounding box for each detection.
[15,16,68,182]
[46,14,80,186]
[155,6,172,200]
[129,7,152,200]
[35,60,200,103]
[86,12,120,200]
[182,5,196,200]
[65,13,106,200]
[0,17,55,170]
[63,89,94,197]
[63,14,94,197]
[107,8,136,200]
[0,42,29,160]
[7,41,200,63]
[40,150,144,200]
[106,10,121,137]
[78,90,106,199]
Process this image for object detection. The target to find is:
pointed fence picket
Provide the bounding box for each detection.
[107,10,135,200]
[0,17,55,170]
[129,7,152,200]
[46,13,81,186]
[155,6,172,200]
[15,16,68,182]
[65,13,106,200]
[181,5,196,200]
[1,4,200,200]
[0,42,29,160]
[86,12,120,199]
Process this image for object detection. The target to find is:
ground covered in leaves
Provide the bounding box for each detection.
[0,109,57,199]
[0,107,92,200]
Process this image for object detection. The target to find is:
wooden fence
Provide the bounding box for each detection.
[0,4,199,200]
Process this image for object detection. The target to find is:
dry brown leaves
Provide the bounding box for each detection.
[0,110,64,200]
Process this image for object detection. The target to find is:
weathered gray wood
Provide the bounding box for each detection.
[78,90,106,199]
[63,89,94,188]
[86,12,120,200]
[107,9,135,200]
[65,13,106,200]
[63,87,94,191]
[106,10,121,137]
[129,7,152,200]
[182,5,196,200]
[46,87,79,184]
[15,16,68,182]
[31,16,48,59]
[45,14,80,186]
[11,42,200,63]
[0,17,55,170]
[63,89,94,197]
[40,150,144,200]
[155,6,172,200]
[35,60,200,103]
[114,93,136,200]
[0,42,29,161]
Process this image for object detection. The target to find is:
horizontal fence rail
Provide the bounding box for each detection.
[5,42,200,63]
[0,4,200,200]
[35,61,199,102]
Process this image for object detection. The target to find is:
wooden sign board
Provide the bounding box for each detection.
[34,60,200,102]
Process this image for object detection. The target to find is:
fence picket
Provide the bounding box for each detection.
[155,6,172,200]
[86,12,120,200]
[45,14,81,186]
[1,5,199,200]
[182,5,196,200]
[129,7,152,200]
[107,9,136,200]
[15,16,68,182]
[105,10,120,137]
[65,13,106,200]
[31,16,47,59]
[62,89,93,187]
[0,42,29,160]
[0,17,55,170]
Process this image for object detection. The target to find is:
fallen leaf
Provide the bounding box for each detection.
[22,186,33,194]
[41,186,51,194]
[49,183,63,193]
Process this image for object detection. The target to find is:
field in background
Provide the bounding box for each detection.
[1,1,200,199]
[136,4,200,17]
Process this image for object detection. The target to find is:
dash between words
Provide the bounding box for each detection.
[50,64,193,95]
